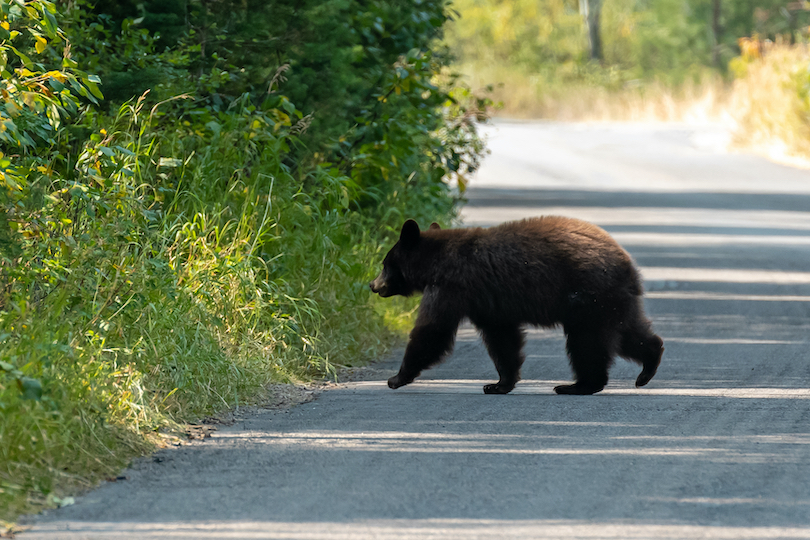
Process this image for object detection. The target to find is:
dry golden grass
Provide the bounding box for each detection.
[460,63,731,123]
[461,43,810,162]
[726,44,810,160]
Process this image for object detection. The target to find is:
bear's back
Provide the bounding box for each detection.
[423,216,641,326]
[492,217,631,268]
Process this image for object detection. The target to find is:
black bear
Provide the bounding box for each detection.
[370,217,663,395]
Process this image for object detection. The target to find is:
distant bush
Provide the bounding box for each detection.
[727,43,810,159]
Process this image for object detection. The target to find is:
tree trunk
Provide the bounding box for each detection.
[579,0,603,62]
[711,0,722,67]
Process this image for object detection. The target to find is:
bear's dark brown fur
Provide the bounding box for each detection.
[370,217,663,395]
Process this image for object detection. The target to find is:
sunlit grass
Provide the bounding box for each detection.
[457,62,730,123]
[0,96,421,523]
[726,44,810,162]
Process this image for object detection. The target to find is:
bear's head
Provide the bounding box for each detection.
[370,220,440,298]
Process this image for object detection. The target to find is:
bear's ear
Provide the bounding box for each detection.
[400,219,421,249]
[429,222,441,231]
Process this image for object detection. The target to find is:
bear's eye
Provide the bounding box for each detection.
[384,262,405,286]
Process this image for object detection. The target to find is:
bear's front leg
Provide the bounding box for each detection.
[388,287,462,389]
[388,322,459,389]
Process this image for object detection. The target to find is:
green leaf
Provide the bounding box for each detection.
[205,121,221,137]
[114,146,135,156]
[47,77,65,92]
[18,377,42,400]
[3,173,20,189]
[9,47,32,69]
[280,98,296,115]
[82,78,102,101]
[43,9,58,37]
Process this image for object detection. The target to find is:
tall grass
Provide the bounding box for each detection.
[0,94,419,521]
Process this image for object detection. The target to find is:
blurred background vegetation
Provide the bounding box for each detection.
[445,0,810,158]
[0,0,489,523]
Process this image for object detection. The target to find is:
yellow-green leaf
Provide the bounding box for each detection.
[84,79,103,100]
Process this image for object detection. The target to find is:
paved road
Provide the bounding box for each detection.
[25,122,810,539]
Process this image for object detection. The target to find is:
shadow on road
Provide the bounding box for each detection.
[466,187,810,213]
[31,388,810,537]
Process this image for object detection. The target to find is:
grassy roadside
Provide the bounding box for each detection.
[0,0,486,526]
[0,93,432,525]
[453,62,730,122]
[726,44,810,161]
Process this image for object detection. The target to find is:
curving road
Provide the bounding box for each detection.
[24,121,810,539]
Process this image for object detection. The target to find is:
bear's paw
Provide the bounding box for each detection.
[483,383,515,395]
[554,382,605,395]
[387,374,414,389]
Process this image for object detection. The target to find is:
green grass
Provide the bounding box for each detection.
[0,94,433,524]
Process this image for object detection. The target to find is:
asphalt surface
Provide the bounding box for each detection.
[24,122,810,539]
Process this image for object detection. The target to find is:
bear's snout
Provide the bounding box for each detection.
[369,274,391,297]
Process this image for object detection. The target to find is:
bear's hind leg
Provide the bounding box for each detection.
[479,325,525,394]
[615,297,664,387]
[555,325,614,395]
[619,328,664,387]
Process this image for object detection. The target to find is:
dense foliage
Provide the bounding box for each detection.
[0,0,488,521]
